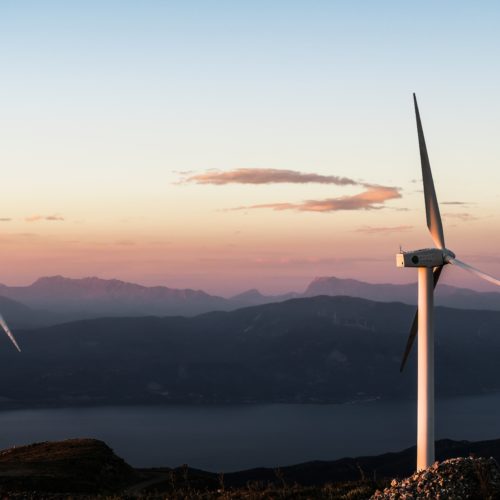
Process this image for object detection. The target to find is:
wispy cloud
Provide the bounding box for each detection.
[441,201,473,206]
[0,218,11,222]
[184,168,360,186]
[356,225,413,234]
[232,186,401,212]
[443,212,478,221]
[25,214,64,222]
[173,169,195,176]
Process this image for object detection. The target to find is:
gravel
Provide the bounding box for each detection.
[371,456,500,499]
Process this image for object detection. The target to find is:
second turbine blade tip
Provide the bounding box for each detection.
[0,314,21,352]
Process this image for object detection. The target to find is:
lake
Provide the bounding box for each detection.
[1,394,500,471]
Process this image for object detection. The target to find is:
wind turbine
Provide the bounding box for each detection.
[396,94,500,471]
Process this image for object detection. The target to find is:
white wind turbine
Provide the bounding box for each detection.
[396,94,500,471]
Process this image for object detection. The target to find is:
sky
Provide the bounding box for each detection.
[1,1,500,295]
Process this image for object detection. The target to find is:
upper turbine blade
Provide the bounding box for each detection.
[400,266,443,372]
[414,94,446,250]
[447,257,500,287]
[0,314,21,352]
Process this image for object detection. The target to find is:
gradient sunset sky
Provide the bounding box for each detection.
[1,1,500,295]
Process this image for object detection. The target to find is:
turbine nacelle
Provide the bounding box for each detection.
[396,248,456,268]
[396,249,444,268]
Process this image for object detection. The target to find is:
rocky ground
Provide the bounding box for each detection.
[371,456,500,499]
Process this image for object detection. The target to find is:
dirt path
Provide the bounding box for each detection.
[122,472,167,495]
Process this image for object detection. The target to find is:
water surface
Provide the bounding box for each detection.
[1,395,499,471]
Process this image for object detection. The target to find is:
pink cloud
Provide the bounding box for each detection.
[443,212,478,221]
[184,168,359,186]
[233,186,401,212]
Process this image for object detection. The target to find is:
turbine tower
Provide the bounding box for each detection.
[397,94,500,471]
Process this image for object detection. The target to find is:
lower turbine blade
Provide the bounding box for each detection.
[0,314,21,352]
[400,266,442,372]
[448,258,500,287]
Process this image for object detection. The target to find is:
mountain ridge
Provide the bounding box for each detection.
[0,275,231,320]
[2,295,500,407]
[304,275,500,309]
[1,274,499,330]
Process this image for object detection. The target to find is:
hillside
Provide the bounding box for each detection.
[0,295,58,329]
[1,437,500,497]
[1,295,500,407]
[0,438,136,493]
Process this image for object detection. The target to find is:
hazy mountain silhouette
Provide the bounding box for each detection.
[0,276,232,320]
[230,288,299,306]
[1,275,499,330]
[2,295,500,407]
[0,295,59,329]
[304,276,500,310]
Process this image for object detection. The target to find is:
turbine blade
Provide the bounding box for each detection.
[448,258,500,287]
[0,314,21,352]
[400,266,442,372]
[413,94,446,249]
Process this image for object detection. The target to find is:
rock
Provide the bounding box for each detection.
[371,456,500,499]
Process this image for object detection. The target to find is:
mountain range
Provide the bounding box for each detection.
[1,275,500,329]
[1,295,499,407]
[304,276,500,310]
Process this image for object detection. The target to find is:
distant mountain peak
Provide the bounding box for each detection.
[33,275,135,286]
[307,276,391,289]
[0,275,230,319]
[32,275,68,285]
[303,275,500,311]
[231,289,265,300]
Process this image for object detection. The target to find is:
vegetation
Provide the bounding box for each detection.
[138,479,387,499]
[0,479,388,499]
[3,438,500,498]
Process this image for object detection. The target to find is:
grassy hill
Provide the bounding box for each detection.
[2,437,500,498]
